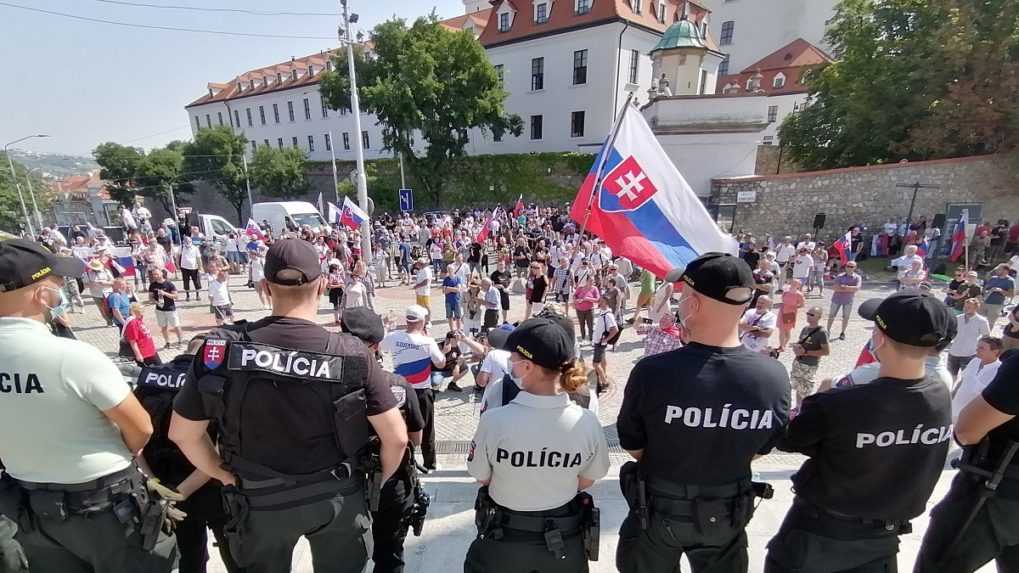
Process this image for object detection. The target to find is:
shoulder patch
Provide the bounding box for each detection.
[390,385,407,408]
[203,339,228,369]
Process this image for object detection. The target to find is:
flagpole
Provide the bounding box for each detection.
[329,130,340,206]
[577,91,634,241]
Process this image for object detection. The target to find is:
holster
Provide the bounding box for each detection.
[334,389,373,461]
[221,485,250,565]
[365,452,383,512]
[135,494,166,552]
[578,492,600,562]
[618,461,648,530]
[474,486,502,540]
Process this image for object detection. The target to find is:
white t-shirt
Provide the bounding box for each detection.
[740,309,776,352]
[952,359,1001,421]
[949,313,990,357]
[480,349,511,382]
[380,330,445,389]
[208,278,231,306]
[776,244,796,263]
[415,267,433,296]
[179,245,201,270]
[792,254,814,279]
[593,310,618,344]
[249,258,265,282]
[479,374,518,414]
[345,281,369,309]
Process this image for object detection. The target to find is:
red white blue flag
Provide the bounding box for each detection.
[950,211,968,262]
[833,230,853,265]
[339,196,368,230]
[245,218,265,241]
[569,105,736,279]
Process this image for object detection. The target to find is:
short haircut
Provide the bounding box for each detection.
[980,336,1004,352]
[885,337,933,360]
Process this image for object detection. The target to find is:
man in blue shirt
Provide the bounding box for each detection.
[106,277,132,327]
[443,265,463,332]
[982,263,1015,329]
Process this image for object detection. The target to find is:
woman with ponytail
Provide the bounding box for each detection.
[464,316,610,573]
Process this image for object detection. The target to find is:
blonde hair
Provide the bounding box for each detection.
[129,302,145,316]
[558,359,589,393]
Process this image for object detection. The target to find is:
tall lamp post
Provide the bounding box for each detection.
[4,134,48,237]
[26,167,45,229]
[340,0,373,264]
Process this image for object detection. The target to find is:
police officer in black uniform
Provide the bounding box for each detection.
[169,239,409,573]
[339,307,427,573]
[766,293,956,572]
[135,337,243,573]
[915,349,1019,572]
[616,252,790,573]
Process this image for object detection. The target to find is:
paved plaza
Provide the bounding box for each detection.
[68,273,992,572]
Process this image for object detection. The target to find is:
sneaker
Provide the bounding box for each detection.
[838,332,846,341]
[447,381,463,393]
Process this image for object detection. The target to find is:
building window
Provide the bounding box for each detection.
[773,73,786,89]
[258,106,266,125]
[292,136,299,148]
[576,0,591,14]
[343,132,351,150]
[277,138,284,150]
[291,69,298,81]
[205,114,212,128]
[573,49,588,85]
[287,101,295,122]
[535,2,548,23]
[530,115,543,140]
[308,135,315,152]
[718,55,730,77]
[630,0,641,14]
[498,12,510,31]
[720,21,734,45]
[628,49,639,84]
[767,105,778,123]
[326,61,333,72]
[763,136,775,145]
[233,109,240,127]
[250,140,257,151]
[308,64,315,76]
[531,57,544,91]
[194,115,201,130]
[264,138,270,148]
[321,96,329,118]
[748,75,762,91]
[699,69,708,95]
[495,64,504,84]
[657,1,666,22]
[217,111,224,126]
[325,133,332,151]
[277,72,283,84]
[362,131,370,149]
[272,103,280,123]
[303,98,312,120]
[571,111,585,138]
[493,129,503,142]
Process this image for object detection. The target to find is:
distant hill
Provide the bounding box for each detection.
[7,150,98,179]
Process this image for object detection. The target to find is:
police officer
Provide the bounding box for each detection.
[0,238,178,572]
[339,307,427,573]
[765,293,955,572]
[616,252,789,573]
[915,348,1019,571]
[135,336,242,573]
[169,239,409,573]
[465,317,610,573]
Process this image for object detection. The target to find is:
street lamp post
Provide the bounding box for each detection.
[26,167,45,229]
[4,134,48,237]
[340,0,373,264]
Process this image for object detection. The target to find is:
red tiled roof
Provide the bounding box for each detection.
[739,38,832,74]
[479,0,709,48]
[716,39,832,96]
[440,8,493,31]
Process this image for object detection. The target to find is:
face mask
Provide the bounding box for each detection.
[42,287,70,316]
[508,358,526,386]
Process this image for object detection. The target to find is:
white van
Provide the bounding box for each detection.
[197,214,240,243]
[251,201,327,236]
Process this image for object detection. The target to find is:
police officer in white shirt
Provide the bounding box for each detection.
[0,239,178,572]
[466,317,610,572]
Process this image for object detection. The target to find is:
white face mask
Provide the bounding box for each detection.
[508,357,526,386]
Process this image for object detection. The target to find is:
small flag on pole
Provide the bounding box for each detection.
[949,211,969,262]
[476,207,501,243]
[339,196,369,230]
[245,218,265,241]
[833,230,852,265]
[513,195,525,217]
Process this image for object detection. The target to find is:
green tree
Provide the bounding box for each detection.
[320,15,522,207]
[92,142,144,205]
[135,147,193,215]
[0,152,48,234]
[249,146,310,198]
[182,126,249,224]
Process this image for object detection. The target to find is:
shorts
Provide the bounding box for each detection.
[214,305,234,321]
[154,309,180,328]
[593,343,607,364]
[445,300,463,319]
[790,360,819,398]
[328,287,344,307]
[416,295,431,315]
[829,301,853,321]
[780,313,797,329]
[483,309,500,329]
[499,290,510,311]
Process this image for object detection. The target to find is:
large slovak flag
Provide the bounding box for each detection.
[949,211,969,262]
[339,197,369,230]
[568,105,736,278]
[833,230,853,265]
[245,218,265,241]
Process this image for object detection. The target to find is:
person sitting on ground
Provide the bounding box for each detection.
[431,331,470,393]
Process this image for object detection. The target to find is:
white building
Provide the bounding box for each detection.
[698,0,839,78]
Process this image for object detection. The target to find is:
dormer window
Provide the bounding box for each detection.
[308,64,315,76]
[291,69,298,81]
[747,76,761,91]
[277,72,283,84]
[498,11,510,31]
[575,0,590,14]
[772,72,786,89]
[535,2,548,23]
[630,0,641,15]
[656,1,666,22]
[326,61,333,72]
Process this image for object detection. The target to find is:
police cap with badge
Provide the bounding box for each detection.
[857,293,956,349]
[0,239,84,293]
[666,251,755,306]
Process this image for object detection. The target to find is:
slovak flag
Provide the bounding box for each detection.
[950,211,969,262]
[917,237,930,258]
[513,195,525,217]
[833,230,853,265]
[568,105,736,279]
[245,218,265,241]
[340,196,368,230]
[476,207,501,244]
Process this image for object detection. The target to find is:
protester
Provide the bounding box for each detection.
[642,313,683,358]
[826,260,861,340]
[592,294,619,393]
[740,295,777,354]
[207,267,234,326]
[573,275,600,343]
[442,264,464,332]
[789,306,829,413]
[981,263,1015,329]
[947,298,991,380]
[148,268,183,348]
[778,278,805,352]
[122,303,161,366]
[950,335,1002,421]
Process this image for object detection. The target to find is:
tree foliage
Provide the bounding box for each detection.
[181,126,249,224]
[779,0,1019,170]
[92,142,192,213]
[0,152,48,235]
[249,146,310,199]
[93,142,144,205]
[319,15,523,205]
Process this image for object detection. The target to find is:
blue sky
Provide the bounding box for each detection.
[0,0,464,156]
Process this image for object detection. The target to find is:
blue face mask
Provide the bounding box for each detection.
[43,287,70,316]
[508,358,526,387]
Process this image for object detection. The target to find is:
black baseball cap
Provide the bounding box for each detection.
[506,317,576,370]
[264,239,322,285]
[858,294,956,348]
[340,307,385,344]
[669,252,754,305]
[486,324,515,350]
[0,239,85,293]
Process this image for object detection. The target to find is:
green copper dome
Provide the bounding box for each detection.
[651,17,710,54]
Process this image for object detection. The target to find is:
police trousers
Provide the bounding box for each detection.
[616,482,755,573]
[175,485,242,573]
[222,478,372,573]
[914,473,1019,573]
[371,475,413,573]
[416,388,436,468]
[464,501,588,573]
[0,470,178,573]
[765,499,901,573]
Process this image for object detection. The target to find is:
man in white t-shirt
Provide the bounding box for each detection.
[947,298,991,380]
[775,236,796,267]
[380,304,445,470]
[791,247,814,285]
[412,259,434,323]
[739,295,777,353]
[951,336,1002,421]
[476,326,514,408]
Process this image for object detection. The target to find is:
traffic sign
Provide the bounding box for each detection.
[399,188,414,212]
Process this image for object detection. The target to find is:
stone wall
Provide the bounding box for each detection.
[711,155,1019,240]
[754,144,800,176]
